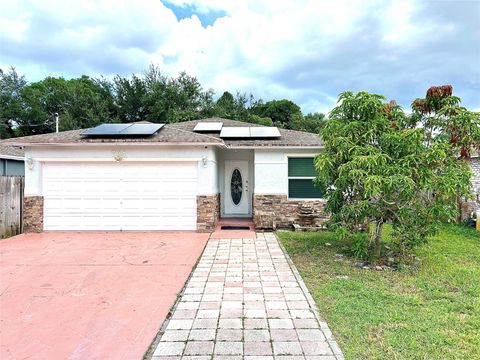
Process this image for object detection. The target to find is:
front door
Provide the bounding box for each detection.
[224,160,250,216]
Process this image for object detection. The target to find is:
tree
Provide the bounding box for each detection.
[18,76,116,135]
[412,85,480,221]
[231,92,262,122]
[114,66,215,124]
[301,112,326,133]
[0,67,26,139]
[160,71,215,123]
[412,85,480,160]
[112,73,149,123]
[315,91,472,260]
[215,91,235,118]
[248,114,273,126]
[252,99,303,129]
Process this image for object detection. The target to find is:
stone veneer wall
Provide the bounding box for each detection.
[23,196,44,233]
[197,194,220,231]
[253,194,328,230]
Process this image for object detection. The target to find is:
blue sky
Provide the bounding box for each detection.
[162,1,227,27]
[0,0,479,114]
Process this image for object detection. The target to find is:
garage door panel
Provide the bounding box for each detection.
[159,181,197,194]
[83,198,121,210]
[83,180,119,194]
[43,162,198,230]
[121,197,196,209]
[121,216,197,230]
[121,180,197,195]
[44,215,122,230]
[114,215,197,230]
[45,197,122,211]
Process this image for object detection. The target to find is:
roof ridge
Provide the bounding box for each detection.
[166,125,224,144]
[170,118,268,128]
[279,127,320,136]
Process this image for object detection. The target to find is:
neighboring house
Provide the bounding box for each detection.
[466,156,480,217]
[5,118,327,232]
[458,156,480,220]
[471,157,480,198]
[0,143,25,176]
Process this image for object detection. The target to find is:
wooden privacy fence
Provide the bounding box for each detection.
[0,176,24,239]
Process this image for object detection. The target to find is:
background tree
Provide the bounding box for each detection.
[412,85,480,159]
[158,71,214,123]
[295,112,325,133]
[1,65,327,137]
[113,66,215,124]
[215,91,235,118]
[18,76,116,135]
[230,92,262,122]
[112,73,148,123]
[248,114,273,126]
[315,91,472,261]
[252,99,303,129]
[412,85,480,221]
[0,67,26,139]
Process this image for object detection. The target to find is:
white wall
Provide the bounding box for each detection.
[254,149,321,195]
[24,145,322,198]
[24,145,218,196]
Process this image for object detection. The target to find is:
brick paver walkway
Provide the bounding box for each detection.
[152,233,343,359]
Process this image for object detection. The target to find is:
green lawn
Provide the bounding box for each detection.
[277,224,480,360]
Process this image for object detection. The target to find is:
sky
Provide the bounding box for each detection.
[0,0,479,114]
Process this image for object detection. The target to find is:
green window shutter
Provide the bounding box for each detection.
[288,157,317,177]
[288,179,323,198]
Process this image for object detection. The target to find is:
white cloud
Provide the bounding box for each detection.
[0,0,478,114]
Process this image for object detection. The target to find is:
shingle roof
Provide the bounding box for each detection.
[170,118,323,148]
[3,118,323,148]
[0,142,25,160]
[3,125,223,145]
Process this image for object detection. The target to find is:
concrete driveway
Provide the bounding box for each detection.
[0,231,209,360]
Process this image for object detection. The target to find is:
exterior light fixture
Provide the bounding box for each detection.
[26,156,34,170]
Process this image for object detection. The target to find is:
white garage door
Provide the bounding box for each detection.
[43,162,198,230]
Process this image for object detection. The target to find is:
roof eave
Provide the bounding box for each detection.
[3,141,225,147]
[225,145,324,150]
[0,155,25,161]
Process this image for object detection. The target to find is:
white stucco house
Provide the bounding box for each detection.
[5,118,327,232]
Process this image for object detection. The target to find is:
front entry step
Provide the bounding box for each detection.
[211,218,256,238]
[220,225,250,230]
[218,218,254,230]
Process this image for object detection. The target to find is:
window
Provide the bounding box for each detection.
[288,157,322,199]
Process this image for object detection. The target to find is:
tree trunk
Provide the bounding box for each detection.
[373,220,384,260]
[456,195,463,223]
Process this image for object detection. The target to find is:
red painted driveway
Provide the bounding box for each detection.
[0,232,209,360]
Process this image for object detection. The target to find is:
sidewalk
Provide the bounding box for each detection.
[151,232,343,359]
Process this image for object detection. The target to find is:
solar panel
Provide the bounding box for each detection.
[119,123,164,135]
[219,127,251,138]
[82,123,164,136]
[219,126,281,139]
[82,124,130,136]
[250,127,281,138]
[193,122,223,132]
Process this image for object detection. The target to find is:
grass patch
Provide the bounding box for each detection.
[277,224,480,360]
